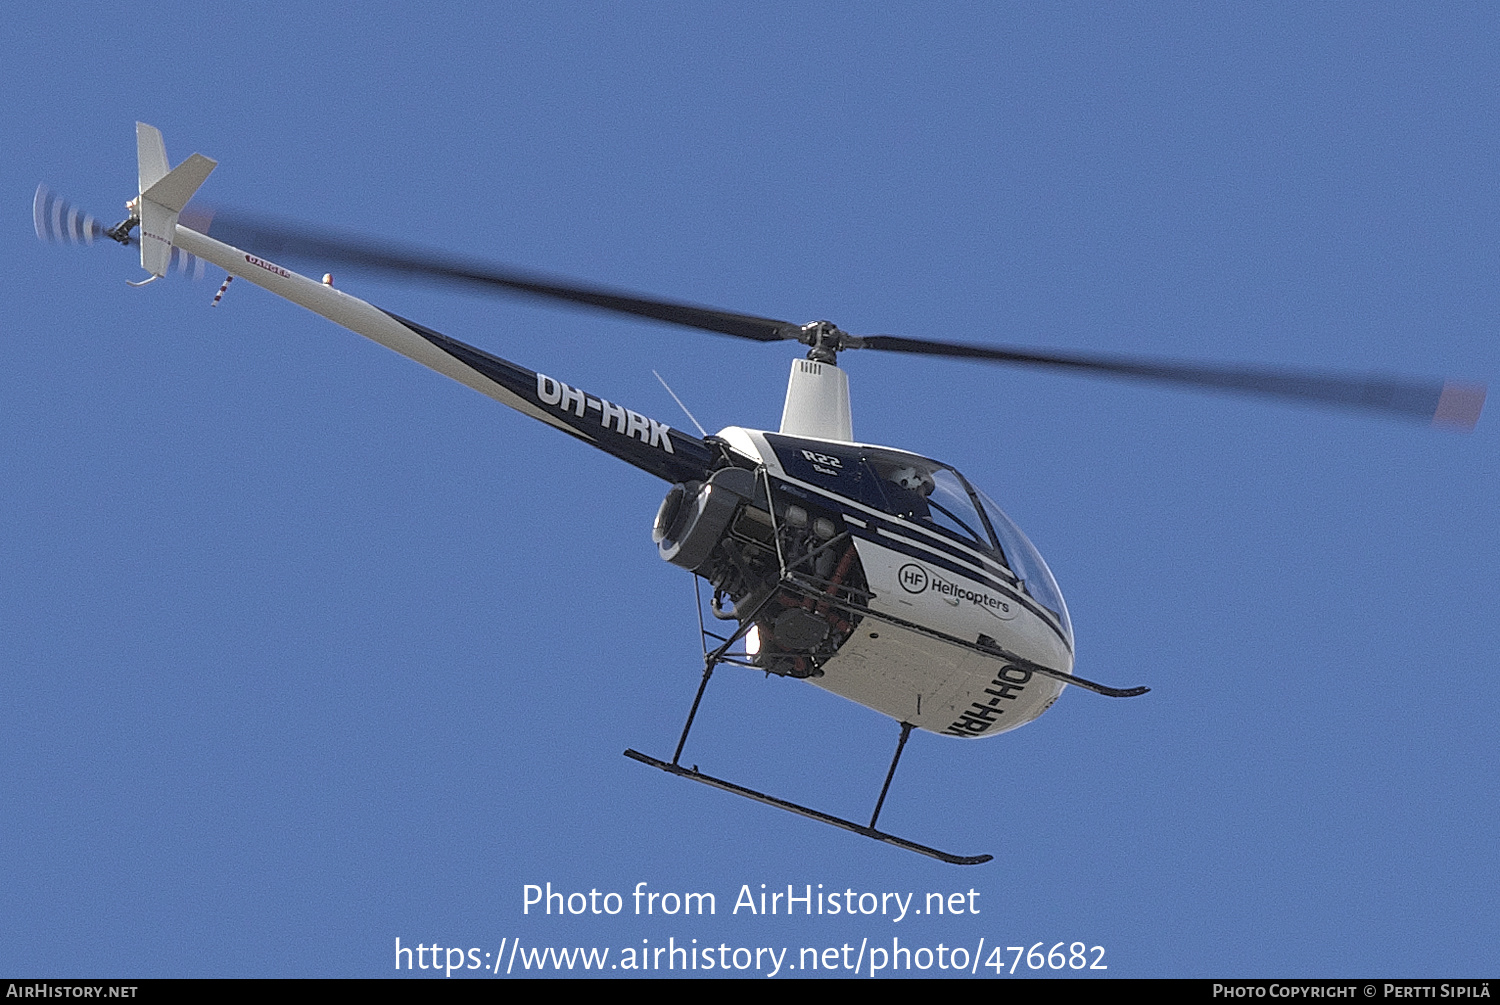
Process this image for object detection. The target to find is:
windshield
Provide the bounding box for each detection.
[974,488,1072,643]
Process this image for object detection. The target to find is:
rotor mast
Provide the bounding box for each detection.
[779,320,858,442]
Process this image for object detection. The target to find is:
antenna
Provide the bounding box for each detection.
[653,370,708,437]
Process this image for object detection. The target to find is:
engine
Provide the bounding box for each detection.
[653,467,867,678]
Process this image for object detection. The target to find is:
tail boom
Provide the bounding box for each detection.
[172,225,715,483]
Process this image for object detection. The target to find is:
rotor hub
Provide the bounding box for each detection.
[797,320,863,364]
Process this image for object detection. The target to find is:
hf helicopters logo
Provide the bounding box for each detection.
[899,563,1016,620]
[898,563,930,593]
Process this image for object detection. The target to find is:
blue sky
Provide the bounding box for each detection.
[3,2,1496,978]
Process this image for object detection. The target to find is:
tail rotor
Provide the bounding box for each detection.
[33,185,111,246]
[34,182,208,279]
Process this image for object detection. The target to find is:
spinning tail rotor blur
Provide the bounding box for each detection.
[35,184,210,280]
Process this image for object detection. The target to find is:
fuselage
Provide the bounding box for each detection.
[711,426,1073,738]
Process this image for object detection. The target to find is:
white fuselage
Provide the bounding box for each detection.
[716,426,1071,738]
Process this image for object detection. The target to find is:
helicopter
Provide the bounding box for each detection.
[34,123,1486,865]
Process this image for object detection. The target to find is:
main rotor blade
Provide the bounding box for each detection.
[192,207,1484,429]
[857,335,1486,429]
[199,211,798,343]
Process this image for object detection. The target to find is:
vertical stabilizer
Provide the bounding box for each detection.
[137,122,169,194]
[133,124,216,278]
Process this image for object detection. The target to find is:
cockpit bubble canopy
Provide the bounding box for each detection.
[766,434,1072,647]
[864,448,1071,642]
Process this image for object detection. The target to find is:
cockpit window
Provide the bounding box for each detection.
[872,462,933,521]
[926,468,990,546]
[862,453,989,548]
[769,435,997,552]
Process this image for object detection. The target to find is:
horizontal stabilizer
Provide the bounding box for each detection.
[141,153,216,213]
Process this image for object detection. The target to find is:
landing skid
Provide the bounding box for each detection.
[624,748,992,866]
[628,645,992,865]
